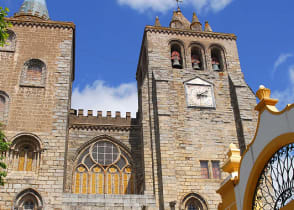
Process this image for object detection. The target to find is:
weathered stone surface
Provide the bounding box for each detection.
[0,9,257,210]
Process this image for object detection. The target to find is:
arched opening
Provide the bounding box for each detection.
[252,143,294,209]
[211,47,224,71]
[182,193,207,210]
[73,139,136,195]
[0,91,9,124]
[14,189,43,210]
[9,134,42,172]
[0,95,5,122]
[0,30,16,52]
[191,47,203,70]
[171,44,183,69]
[20,59,46,87]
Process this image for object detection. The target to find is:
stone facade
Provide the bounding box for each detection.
[0,4,257,210]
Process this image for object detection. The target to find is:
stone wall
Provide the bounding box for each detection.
[0,17,74,209]
[137,26,257,209]
[65,110,144,194]
[62,194,156,209]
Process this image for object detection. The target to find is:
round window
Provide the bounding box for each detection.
[92,141,119,165]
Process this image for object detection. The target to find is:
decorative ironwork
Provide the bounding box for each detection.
[253,143,294,209]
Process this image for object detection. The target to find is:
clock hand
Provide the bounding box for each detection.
[197,90,208,97]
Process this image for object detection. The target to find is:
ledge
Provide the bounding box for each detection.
[145,25,237,40]
[5,17,75,30]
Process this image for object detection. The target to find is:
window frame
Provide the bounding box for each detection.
[0,91,9,124]
[0,30,16,52]
[20,59,47,88]
[73,139,136,195]
[200,160,210,179]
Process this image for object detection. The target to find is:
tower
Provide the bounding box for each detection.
[0,0,74,208]
[136,9,257,209]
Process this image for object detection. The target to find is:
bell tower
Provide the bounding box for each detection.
[137,9,257,209]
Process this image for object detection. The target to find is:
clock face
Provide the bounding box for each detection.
[185,84,215,107]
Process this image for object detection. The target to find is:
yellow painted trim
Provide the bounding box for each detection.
[237,102,294,186]
[280,200,294,210]
[242,133,294,210]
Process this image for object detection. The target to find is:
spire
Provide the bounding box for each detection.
[16,0,49,20]
[170,8,191,29]
[190,12,202,31]
[154,16,161,27]
[204,21,213,32]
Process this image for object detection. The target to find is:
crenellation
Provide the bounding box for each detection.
[1,2,258,210]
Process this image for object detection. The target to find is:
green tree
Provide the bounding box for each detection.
[0,6,11,47]
[0,127,9,186]
[0,4,11,185]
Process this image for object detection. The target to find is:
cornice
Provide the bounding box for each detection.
[145,25,237,40]
[69,124,141,132]
[5,17,75,30]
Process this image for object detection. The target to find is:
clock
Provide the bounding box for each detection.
[185,77,215,108]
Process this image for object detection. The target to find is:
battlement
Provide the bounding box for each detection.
[69,109,139,131]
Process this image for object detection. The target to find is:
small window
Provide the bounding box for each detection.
[211,48,224,71]
[0,91,9,124]
[183,193,207,210]
[0,95,5,121]
[200,161,209,179]
[0,30,16,52]
[212,161,221,179]
[171,44,183,69]
[14,189,43,210]
[20,59,46,87]
[191,47,203,70]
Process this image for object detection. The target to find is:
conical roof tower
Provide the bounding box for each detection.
[190,12,202,31]
[15,0,49,20]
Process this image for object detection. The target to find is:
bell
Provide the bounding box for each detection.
[172,57,181,68]
[212,64,220,71]
[193,62,201,70]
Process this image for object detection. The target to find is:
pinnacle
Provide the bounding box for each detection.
[192,12,200,24]
[204,21,213,32]
[154,16,161,27]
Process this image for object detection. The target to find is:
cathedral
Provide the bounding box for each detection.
[0,0,258,209]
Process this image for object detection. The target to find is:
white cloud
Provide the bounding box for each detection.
[117,0,233,13]
[71,80,138,117]
[272,53,293,77]
[272,65,294,109]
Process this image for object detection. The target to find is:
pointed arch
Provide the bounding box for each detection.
[72,135,136,195]
[14,188,43,210]
[181,193,208,210]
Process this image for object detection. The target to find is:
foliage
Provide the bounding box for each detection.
[0,125,9,186]
[0,6,12,47]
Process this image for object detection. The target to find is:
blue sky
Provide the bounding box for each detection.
[2,0,294,115]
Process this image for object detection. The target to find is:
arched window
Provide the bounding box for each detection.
[9,134,42,172]
[20,59,46,87]
[211,47,225,71]
[73,139,136,195]
[14,189,43,210]
[253,143,294,209]
[171,44,183,69]
[182,193,208,210]
[0,91,9,124]
[0,30,16,52]
[191,46,204,70]
[0,95,5,121]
